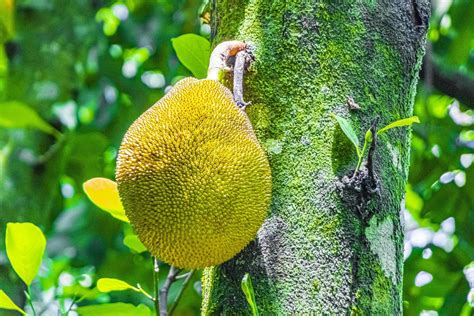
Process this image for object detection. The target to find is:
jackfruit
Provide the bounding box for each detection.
[116,78,271,269]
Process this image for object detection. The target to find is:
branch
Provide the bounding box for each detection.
[422,56,474,109]
[169,270,195,315]
[159,266,182,316]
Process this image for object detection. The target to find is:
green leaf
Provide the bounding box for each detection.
[62,285,100,302]
[123,235,147,253]
[241,273,259,316]
[377,116,420,135]
[0,101,60,137]
[83,178,129,223]
[76,303,151,316]
[6,223,47,286]
[0,290,27,315]
[331,114,361,157]
[97,278,139,293]
[171,34,210,79]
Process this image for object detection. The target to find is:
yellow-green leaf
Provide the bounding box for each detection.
[6,223,46,286]
[96,7,120,37]
[377,116,420,135]
[171,34,210,79]
[76,303,151,316]
[97,278,139,293]
[0,290,27,315]
[63,285,100,302]
[0,0,14,42]
[241,273,259,316]
[0,101,60,137]
[123,235,147,253]
[83,178,129,223]
[331,113,361,158]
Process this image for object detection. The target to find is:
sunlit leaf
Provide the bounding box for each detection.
[83,178,129,223]
[460,130,474,142]
[96,8,120,36]
[331,114,361,157]
[377,116,420,135]
[427,94,452,118]
[405,184,424,215]
[0,0,14,42]
[0,45,7,95]
[241,273,259,316]
[0,101,60,137]
[6,223,46,286]
[76,303,151,316]
[0,290,27,315]
[171,34,210,79]
[123,235,147,253]
[124,47,150,65]
[97,278,139,293]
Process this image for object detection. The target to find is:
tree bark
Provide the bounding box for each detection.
[202,0,430,314]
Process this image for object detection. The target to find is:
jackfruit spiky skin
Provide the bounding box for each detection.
[116,78,271,269]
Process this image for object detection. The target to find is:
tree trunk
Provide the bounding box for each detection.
[202,0,430,314]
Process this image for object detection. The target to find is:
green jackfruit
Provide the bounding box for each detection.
[116,78,271,269]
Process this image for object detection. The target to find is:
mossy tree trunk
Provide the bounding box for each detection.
[202,0,430,314]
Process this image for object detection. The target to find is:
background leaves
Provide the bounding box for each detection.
[5,223,46,286]
[0,290,26,315]
[83,178,128,223]
[0,101,60,137]
[0,0,472,315]
[171,33,210,79]
[97,278,139,293]
[76,302,152,316]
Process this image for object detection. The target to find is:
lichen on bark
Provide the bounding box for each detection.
[202,0,430,314]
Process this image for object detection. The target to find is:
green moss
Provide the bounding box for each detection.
[203,0,425,313]
[313,279,320,291]
[201,267,217,315]
[370,265,396,313]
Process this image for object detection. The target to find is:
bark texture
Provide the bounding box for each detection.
[202,0,430,314]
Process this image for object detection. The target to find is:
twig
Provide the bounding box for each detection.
[137,283,154,301]
[421,54,474,109]
[32,133,67,166]
[25,286,37,316]
[159,266,182,316]
[169,270,195,315]
[63,296,77,315]
[175,272,191,280]
[153,257,160,316]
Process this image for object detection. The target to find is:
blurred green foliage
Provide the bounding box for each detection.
[403,1,474,315]
[0,0,472,315]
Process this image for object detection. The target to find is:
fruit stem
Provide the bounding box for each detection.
[233,50,253,109]
[207,41,247,81]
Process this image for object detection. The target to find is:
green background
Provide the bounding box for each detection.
[0,0,473,315]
